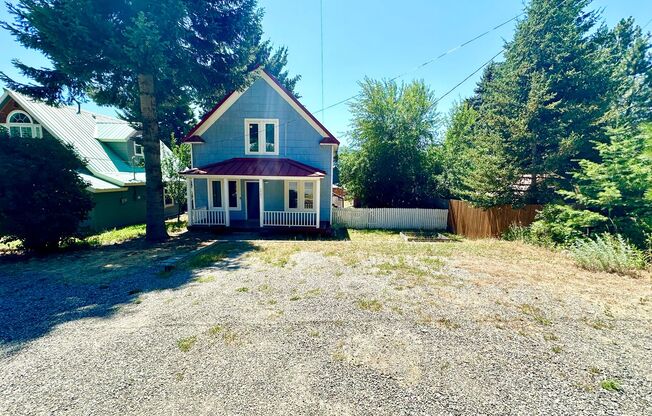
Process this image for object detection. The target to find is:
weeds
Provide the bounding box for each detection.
[177,336,197,352]
[519,304,552,326]
[356,298,383,312]
[570,234,647,274]
[600,379,622,392]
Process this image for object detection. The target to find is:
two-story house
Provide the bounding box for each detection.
[0,89,177,231]
[181,68,339,230]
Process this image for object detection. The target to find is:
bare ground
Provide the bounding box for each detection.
[0,230,650,415]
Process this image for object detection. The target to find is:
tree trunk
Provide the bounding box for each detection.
[138,73,168,242]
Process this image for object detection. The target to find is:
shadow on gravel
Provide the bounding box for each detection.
[0,234,257,355]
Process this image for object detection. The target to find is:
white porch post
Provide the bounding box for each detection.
[314,179,321,229]
[221,178,230,227]
[259,179,265,228]
[186,178,193,226]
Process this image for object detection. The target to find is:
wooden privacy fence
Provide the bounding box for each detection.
[447,200,541,239]
[333,208,448,230]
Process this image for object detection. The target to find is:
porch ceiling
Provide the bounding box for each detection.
[181,157,326,178]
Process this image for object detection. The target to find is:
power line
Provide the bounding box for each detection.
[642,17,652,30]
[313,11,523,114]
[434,50,503,105]
[319,0,325,121]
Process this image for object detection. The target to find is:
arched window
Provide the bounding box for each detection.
[5,110,42,138]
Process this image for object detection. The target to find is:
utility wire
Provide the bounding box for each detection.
[312,11,523,114]
[433,50,503,105]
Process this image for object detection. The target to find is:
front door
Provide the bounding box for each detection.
[246,182,260,221]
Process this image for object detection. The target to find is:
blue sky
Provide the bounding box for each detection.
[1,0,650,144]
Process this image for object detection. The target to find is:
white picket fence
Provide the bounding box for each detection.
[333,208,448,230]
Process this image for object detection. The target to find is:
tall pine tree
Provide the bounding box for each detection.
[0,0,288,241]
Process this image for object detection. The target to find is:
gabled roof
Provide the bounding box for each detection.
[183,68,340,145]
[1,89,170,188]
[181,157,326,178]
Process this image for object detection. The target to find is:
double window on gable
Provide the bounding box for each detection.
[285,181,315,211]
[245,119,278,155]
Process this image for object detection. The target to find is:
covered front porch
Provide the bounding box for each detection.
[182,158,327,229]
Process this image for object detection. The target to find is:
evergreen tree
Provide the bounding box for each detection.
[469,0,613,205]
[546,124,652,247]
[1,0,264,242]
[0,131,94,251]
[596,18,652,127]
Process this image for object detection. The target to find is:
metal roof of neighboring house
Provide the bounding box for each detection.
[1,89,170,188]
[78,172,127,192]
[181,157,326,178]
[94,119,140,142]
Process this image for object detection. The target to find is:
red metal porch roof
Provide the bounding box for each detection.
[181,157,326,178]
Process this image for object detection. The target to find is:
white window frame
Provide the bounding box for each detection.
[208,179,241,210]
[5,110,42,138]
[163,187,175,208]
[244,118,279,155]
[284,180,316,211]
[133,141,144,157]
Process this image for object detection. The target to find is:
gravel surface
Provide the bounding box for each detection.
[0,232,650,415]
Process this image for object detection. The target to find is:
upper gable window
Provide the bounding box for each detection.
[5,110,42,138]
[245,119,279,155]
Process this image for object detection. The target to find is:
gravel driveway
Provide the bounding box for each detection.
[1,231,650,415]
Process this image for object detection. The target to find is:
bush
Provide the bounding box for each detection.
[501,223,554,247]
[570,234,647,274]
[0,133,94,251]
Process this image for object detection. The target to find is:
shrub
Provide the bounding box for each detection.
[570,234,647,274]
[501,223,554,247]
[0,133,94,251]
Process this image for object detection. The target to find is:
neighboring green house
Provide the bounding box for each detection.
[0,89,177,231]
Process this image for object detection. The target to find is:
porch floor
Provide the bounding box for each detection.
[188,220,333,236]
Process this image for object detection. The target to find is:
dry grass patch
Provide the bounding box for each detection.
[356,298,383,312]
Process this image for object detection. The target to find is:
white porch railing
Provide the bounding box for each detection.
[189,209,226,226]
[263,211,318,227]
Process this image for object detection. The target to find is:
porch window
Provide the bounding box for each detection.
[285,181,316,211]
[303,182,314,209]
[5,111,42,138]
[211,180,223,208]
[288,181,298,209]
[208,179,240,210]
[245,119,279,155]
[228,180,239,208]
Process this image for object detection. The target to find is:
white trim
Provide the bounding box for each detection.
[329,145,334,224]
[284,180,317,212]
[244,118,279,155]
[191,69,330,139]
[133,141,144,157]
[89,187,128,193]
[259,179,264,227]
[258,70,331,138]
[314,179,321,228]
[4,110,42,139]
[222,178,230,226]
[182,174,324,181]
[207,178,241,210]
[193,90,245,137]
[6,109,33,124]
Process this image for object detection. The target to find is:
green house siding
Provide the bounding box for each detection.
[84,186,178,231]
